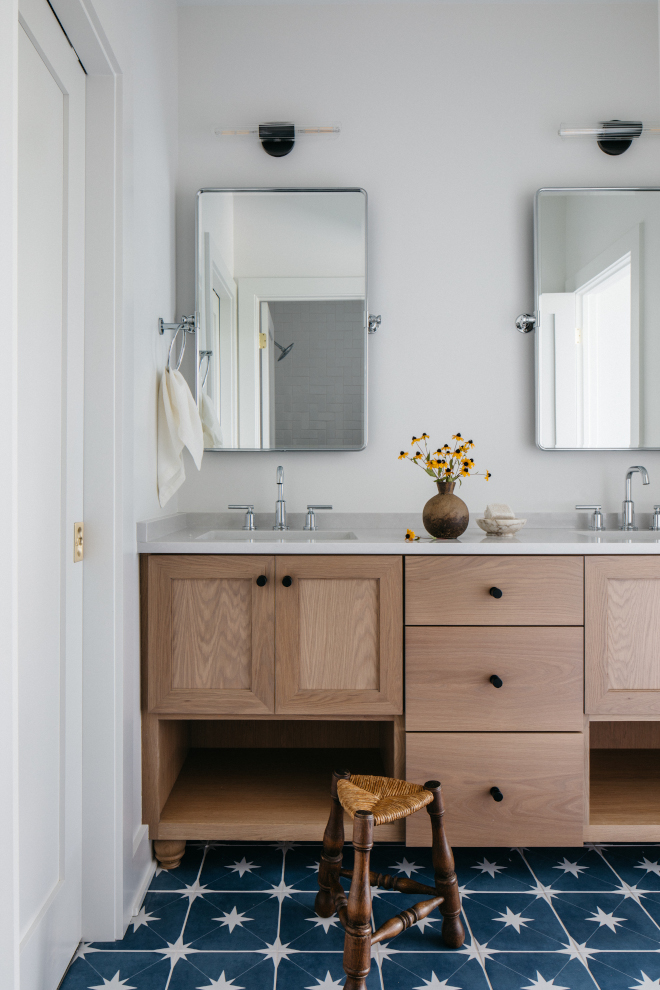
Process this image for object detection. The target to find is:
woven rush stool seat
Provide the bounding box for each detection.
[337,774,434,825]
[316,769,465,990]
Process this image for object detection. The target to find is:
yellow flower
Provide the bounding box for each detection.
[466,439,475,448]
[441,444,451,452]
[461,466,470,476]
[444,466,453,476]
[398,451,409,459]
[452,433,463,441]
[485,470,492,481]
[428,459,439,469]
[420,433,429,439]
[405,529,417,541]
[412,451,423,460]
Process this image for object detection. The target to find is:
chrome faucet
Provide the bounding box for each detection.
[621,465,650,531]
[273,465,288,530]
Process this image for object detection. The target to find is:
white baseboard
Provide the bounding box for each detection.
[129,830,155,920]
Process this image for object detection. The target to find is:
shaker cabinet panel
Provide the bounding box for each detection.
[586,556,660,715]
[405,556,584,626]
[141,555,275,715]
[275,555,403,714]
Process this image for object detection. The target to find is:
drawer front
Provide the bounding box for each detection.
[406,731,584,846]
[405,556,584,626]
[406,626,584,731]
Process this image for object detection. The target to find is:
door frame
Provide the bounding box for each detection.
[0,0,138,971]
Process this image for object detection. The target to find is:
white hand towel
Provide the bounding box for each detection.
[157,367,204,507]
[200,390,223,448]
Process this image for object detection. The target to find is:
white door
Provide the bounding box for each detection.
[17,0,85,986]
[260,301,276,447]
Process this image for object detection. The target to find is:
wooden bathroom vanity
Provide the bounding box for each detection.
[139,526,660,865]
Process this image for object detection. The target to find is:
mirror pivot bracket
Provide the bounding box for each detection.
[515,314,536,334]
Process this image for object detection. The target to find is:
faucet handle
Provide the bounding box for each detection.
[576,504,606,531]
[228,504,256,531]
[303,505,333,532]
[651,506,660,532]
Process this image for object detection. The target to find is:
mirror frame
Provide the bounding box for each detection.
[535,186,660,451]
[195,186,369,452]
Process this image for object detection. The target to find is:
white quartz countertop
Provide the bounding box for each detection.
[137,512,660,555]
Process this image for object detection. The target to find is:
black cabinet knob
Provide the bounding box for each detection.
[489,586,503,599]
[490,786,504,802]
[489,674,503,689]
[256,575,267,587]
[282,575,293,587]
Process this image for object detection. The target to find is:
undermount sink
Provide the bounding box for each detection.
[195,529,358,542]
[577,529,660,542]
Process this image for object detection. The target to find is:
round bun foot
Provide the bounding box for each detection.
[153,839,186,870]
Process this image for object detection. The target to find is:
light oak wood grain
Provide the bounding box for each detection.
[380,715,405,781]
[586,557,660,715]
[590,721,660,748]
[189,719,382,749]
[142,555,275,715]
[405,626,584,731]
[584,823,660,841]
[590,749,660,826]
[275,556,403,715]
[172,578,252,690]
[142,716,189,830]
[155,748,403,842]
[299,579,379,690]
[583,715,590,830]
[406,732,584,846]
[405,556,584,626]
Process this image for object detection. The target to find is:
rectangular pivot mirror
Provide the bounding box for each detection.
[536,188,660,450]
[196,188,367,450]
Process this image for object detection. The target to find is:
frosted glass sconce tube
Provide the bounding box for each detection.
[559,120,660,155]
[214,121,340,157]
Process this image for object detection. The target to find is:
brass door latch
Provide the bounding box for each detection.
[74,522,84,562]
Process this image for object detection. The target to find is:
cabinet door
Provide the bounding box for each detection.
[275,556,403,715]
[142,555,275,715]
[586,556,660,715]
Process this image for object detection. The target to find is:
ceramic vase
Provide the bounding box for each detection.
[422,481,469,539]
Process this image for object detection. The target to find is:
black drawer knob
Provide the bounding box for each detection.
[489,586,503,599]
[256,575,267,587]
[489,674,503,689]
[490,786,504,802]
[282,575,293,587]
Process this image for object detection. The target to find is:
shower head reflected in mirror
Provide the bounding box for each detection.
[274,340,294,361]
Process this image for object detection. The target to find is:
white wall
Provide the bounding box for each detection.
[177,2,660,520]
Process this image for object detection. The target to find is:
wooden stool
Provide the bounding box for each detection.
[315,770,465,990]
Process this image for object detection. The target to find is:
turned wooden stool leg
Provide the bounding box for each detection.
[315,769,350,918]
[153,839,186,870]
[343,809,374,990]
[425,780,465,948]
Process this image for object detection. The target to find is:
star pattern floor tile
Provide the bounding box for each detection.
[59,842,660,989]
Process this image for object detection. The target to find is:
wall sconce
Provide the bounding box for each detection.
[214,122,340,158]
[559,120,660,155]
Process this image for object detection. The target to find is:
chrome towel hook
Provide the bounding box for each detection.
[159,315,196,373]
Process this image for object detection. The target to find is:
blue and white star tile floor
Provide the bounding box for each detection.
[59,842,660,990]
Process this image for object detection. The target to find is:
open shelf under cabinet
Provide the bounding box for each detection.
[586,748,660,842]
[153,743,404,842]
